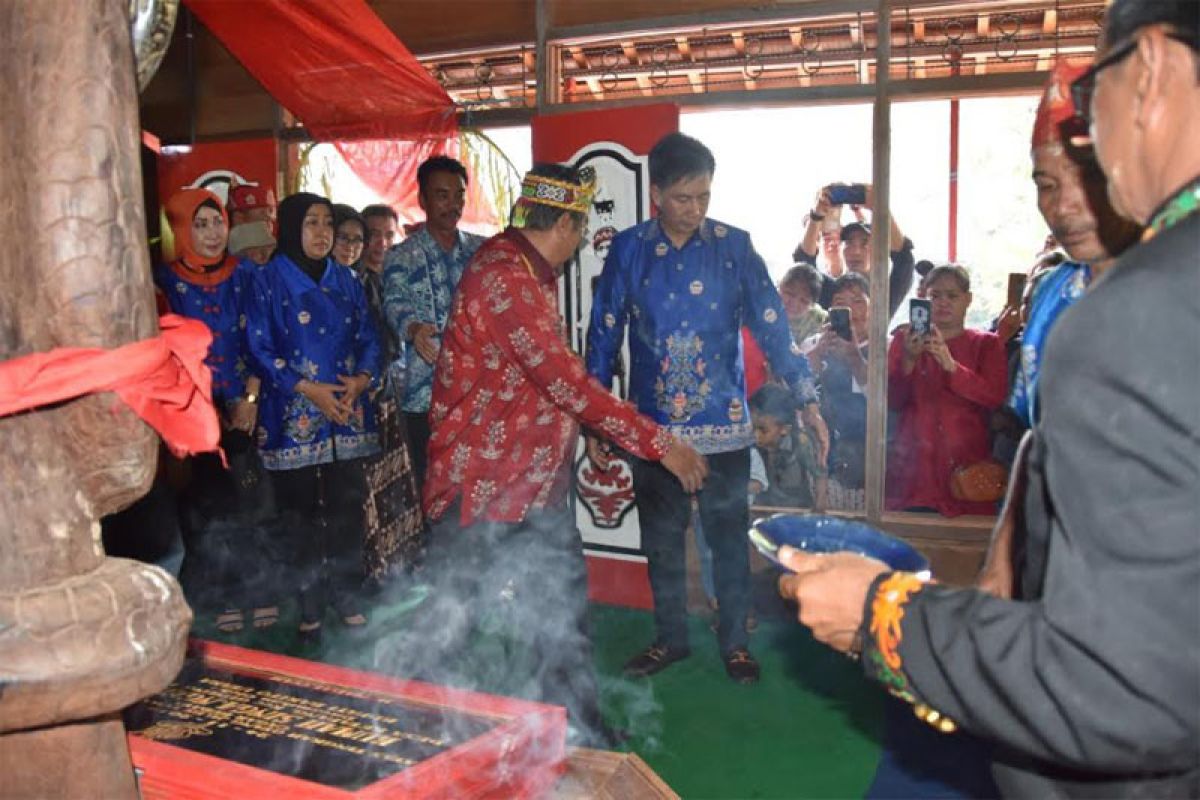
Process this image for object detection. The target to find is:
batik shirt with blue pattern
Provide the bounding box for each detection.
[154,260,256,409]
[382,226,486,413]
[1010,261,1090,427]
[586,218,818,455]
[247,254,383,470]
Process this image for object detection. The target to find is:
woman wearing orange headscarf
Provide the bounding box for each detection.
[156,188,276,633]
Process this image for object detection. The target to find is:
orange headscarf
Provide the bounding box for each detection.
[164,188,236,285]
[1031,59,1090,151]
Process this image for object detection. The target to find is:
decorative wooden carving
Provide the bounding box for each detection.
[0,1,191,797]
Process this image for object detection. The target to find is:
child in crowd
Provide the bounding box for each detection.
[749,384,828,512]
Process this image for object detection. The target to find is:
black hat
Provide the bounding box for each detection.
[1104,0,1199,50]
[839,221,872,242]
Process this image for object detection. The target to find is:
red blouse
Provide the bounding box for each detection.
[885,328,1008,516]
[424,228,672,526]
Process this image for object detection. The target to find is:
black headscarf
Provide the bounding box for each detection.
[276,192,333,281]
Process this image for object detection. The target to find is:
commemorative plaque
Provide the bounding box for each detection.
[126,640,567,799]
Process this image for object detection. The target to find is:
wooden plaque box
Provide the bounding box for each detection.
[126,640,567,799]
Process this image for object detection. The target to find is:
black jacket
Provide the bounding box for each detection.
[867,213,1200,798]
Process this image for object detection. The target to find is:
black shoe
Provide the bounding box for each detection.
[724,648,760,684]
[622,642,691,678]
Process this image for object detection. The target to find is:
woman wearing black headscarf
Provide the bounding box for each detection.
[247,192,382,644]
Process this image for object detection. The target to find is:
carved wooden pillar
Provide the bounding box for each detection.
[0,1,191,797]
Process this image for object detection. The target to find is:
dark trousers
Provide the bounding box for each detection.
[633,447,751,654]
[271,460,367,624]
[421,502,606,739]
[405,411,431,494]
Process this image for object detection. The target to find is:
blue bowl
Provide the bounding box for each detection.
[749,513,931,578]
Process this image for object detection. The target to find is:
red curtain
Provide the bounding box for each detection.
[184,0,455,142]
[334,137,504,231]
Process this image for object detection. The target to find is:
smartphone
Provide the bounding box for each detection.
[827,183,867,206]
[829,307,853,341]
[909,298,932,337]
[1007,273,1028,308]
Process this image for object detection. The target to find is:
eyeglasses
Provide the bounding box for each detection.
[335,234,365,246]
[1071,31,1195,125]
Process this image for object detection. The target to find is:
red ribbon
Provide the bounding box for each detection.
[0,314,221,458]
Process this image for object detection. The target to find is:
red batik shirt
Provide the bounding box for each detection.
[424,228,673,526]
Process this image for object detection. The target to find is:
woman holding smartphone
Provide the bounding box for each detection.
[886,264,1007,516]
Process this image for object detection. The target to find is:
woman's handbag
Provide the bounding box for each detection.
[950,460,1008,504]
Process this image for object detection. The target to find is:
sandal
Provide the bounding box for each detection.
[252,606,280,629]
[341,613,368,627]
[216,609,244,633]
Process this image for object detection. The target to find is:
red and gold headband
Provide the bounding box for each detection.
[513,166,597,227]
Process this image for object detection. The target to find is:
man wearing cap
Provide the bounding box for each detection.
[227,180,277,231]
[228,220,276,267]
[382,158,485,489]
[419,163,708,748]
[586,132,828,685]
[793,184,916,319]
[1003,59,1141,434]
[777,2,1200,795]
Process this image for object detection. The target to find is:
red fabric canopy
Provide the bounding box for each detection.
[335,137,506,232]
[184,0,456,142]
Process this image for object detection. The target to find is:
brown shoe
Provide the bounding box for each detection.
[724,648,760,684]
[622,642,691,678]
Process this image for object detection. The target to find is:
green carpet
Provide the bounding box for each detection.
[191,592,882,799]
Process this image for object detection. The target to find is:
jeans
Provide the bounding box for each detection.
[632,448,751,654]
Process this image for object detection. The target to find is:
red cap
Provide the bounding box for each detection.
[1031,59,1090,150]
[227,182,276,212]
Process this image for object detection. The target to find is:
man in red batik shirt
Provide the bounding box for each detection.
[418,163,708,749]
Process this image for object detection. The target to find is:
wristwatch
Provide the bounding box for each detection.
[243,391,259,405]
[808,209,825,222]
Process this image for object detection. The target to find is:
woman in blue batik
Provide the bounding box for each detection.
[155,188,276,633]
[248,192,382,645]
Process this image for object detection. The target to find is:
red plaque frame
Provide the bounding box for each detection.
[127,640,567,799]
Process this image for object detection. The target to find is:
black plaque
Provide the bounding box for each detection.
[125,657,499,791]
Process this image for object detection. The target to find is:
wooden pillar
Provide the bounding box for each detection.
[864,0,892,523]
[0,2,191,796]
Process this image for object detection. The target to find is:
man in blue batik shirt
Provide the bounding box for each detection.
[585,132,829,684]
[383,156,486,488]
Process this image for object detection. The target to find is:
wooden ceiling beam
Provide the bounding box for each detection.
[1042,9,1058,35]
[674,35,692,60]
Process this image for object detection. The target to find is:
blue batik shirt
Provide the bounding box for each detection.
[1010,260,1090,427]
[382,226,486,413]
[247,254,383,470]
[586,218,818,454]
[154,260,256,409]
